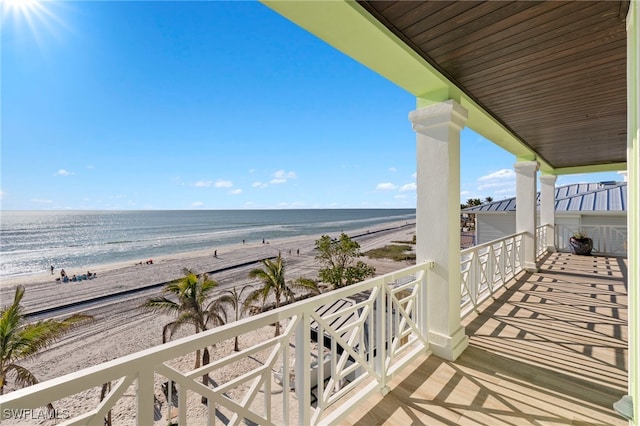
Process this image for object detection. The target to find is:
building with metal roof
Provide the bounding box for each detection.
[465,181,627,214]
[465,181,628,254]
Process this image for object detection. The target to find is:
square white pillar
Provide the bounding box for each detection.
[514,161,539,272]
[539,174,557,253]
[409,100,469,361]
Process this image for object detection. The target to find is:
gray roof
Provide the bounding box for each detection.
[464,181,627,213]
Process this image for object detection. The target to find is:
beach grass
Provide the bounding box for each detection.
[364,244,416,262]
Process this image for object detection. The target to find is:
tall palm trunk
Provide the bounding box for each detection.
[274,296,281,336]
[201,347,210,404]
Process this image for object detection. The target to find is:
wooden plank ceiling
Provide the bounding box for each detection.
[358,1,629,170]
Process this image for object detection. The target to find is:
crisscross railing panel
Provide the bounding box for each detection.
[461,232,525,319]
[536,225,548,258]
[0,262,431,426]
[555,224,628,256]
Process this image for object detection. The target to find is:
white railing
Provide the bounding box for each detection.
[555,224,628,256]
[460,232,524,319]
[0,263,431,426]
[536,224,551,259]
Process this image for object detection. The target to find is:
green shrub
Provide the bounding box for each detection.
[364,245,416,261]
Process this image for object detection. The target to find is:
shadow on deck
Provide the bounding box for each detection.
[339,252,628,425]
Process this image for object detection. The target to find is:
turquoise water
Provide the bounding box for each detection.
[0,209,415,278]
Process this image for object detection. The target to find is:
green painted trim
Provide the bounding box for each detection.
[516,154,537,162]
[551,163,628,175]
[261,1,449,95]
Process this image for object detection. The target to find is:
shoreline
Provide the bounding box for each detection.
[0,219,417,424]
[0,220,416,314]
[0,220,415,289]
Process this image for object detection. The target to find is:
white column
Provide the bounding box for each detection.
[409,100,469,361]
[514,161,539,272]
[623,1,639,421]
[539,174,557,253]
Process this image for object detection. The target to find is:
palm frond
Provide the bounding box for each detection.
[12,314,93,360]
[5,363,39,389]
[162,321,187,343]
[0,286,93,393]
[291,277,322,295]
[140,297,180,314]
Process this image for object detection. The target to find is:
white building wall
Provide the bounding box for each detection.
[476,214,516,245]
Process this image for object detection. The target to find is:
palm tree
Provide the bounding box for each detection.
[290,277,325,297]
[0,285,93,395]
[246,254,292,336]
[141,269,222,400]
[210,284,253,351]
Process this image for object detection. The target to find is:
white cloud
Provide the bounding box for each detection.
[252,181,268,188]
[477,182,512,190]
[478,169,515,182]
[55,169,72,176]
[399,183,416,192]
[229,189,242,195]
[268,170,297,184]
[278,201,305,208]
[191,201,204,207]
[494,188,515,195]
[476,168,516,192]
[31,198,53,204]
[194,180,213,187]
[273,169,297,179]
[376,182,398,191]
[215,180,233,188]
[0,190,4,199]
[411,172,417,179]
[389,167,397,173]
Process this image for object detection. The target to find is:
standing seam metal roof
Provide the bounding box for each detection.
[464,182,627,213]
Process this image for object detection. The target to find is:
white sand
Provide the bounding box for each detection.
[0,221,416,425]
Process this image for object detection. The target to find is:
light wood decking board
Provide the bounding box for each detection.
[337,252,628,425]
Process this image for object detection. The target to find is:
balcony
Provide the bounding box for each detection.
[0,232,627,425]
[337,251,628,425]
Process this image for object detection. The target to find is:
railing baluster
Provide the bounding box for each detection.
[136,368,154,425]
[295,313,311,425]
[178,384,187,425]
[376,283,386,391]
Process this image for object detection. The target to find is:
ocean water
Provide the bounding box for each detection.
[0,209,415,279]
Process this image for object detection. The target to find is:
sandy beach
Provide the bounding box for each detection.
[0,220,416,425]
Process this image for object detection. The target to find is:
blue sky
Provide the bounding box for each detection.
[1,1,623,210]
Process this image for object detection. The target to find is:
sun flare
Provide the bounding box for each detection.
[2,0,68,50]
[2,0,41,16]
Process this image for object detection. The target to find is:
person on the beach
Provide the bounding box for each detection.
[50,265,54,274]
[214,250,217,258]
[60,269,66,278]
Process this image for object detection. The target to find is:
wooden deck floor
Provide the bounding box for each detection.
[338,252,628,425]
